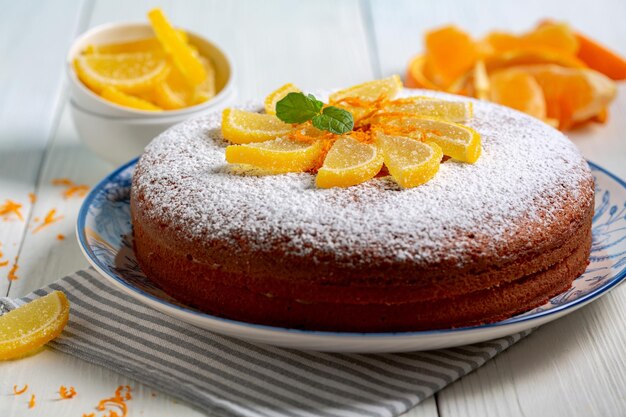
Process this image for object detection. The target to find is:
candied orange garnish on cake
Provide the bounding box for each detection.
[379,97,473,122]
[316,137,384,188]
[376,133,443,188]
[330,75,403,120]
[382,117,481,163]
[225,137,325,173]
[264,83,301,115]
[221,108,293,144]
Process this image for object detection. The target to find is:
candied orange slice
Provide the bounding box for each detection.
[74,52,169,94]
[316,137,384,188]
[101,86,162,111]
[264,83,301,115]
[225,137,324,173]
[376,134,443,188]
[424,26,478,88]
[221,108,293,144]
[379,97,473,122]
[490,68,546,119]
[0,291,69,360]
[329,75,402,104]
[148,8,206,85]
[520,64,616,129]
[384,117,481,163]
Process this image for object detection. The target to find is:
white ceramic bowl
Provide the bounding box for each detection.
[67,22,235,165]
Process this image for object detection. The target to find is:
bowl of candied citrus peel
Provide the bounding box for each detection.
[221,76,479,189]
[67,8,233,165]
[406,20,624,130]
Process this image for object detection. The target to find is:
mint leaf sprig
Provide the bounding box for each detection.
[275,92,354,135]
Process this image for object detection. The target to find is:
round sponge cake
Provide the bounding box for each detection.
[131,89,594,332]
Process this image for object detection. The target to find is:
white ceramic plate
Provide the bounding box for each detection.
[76,159,626,352]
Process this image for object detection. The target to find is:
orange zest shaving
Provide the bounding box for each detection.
[0,260,8,267]
[8,257,19,281]
[57,234,66,241]
[28,193,37,204]
[0,199,24,221]
[32,209,63,234]
[59,385,77,399]
[13,384,28,395]
[85,385,132,417]
[83,414,95,417]
[52,178,90,199]
[28,394,36,408]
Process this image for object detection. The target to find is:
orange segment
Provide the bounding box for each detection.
[225,138,324,173]
[221,108,293,144]
[523,22,579,56]
[148,8,207,85]
[484,48,586,73]
[376,134,443,188]
[101,86,162,111]
[520,65,617,129]
[0,291,70,360]
[405,55,442,90]
[316,137,384,188]
[576,32,626,80]
[74,52,170,94]
[265,83,301,115]
[490,68,546,119]
[424,26,478,88]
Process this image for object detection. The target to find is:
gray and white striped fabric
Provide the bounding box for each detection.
[1,268,530,417]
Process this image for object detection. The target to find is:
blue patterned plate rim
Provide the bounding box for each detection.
[77,158,626,337]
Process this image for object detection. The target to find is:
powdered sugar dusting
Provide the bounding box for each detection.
[133,89,592,267]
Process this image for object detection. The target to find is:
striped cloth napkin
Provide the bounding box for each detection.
[1,268,530,417]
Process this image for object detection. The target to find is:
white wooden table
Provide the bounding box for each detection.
[1,0,625,416]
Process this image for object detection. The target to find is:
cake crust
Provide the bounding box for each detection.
[131,89,595,331]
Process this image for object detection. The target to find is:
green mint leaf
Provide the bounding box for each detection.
[275,92,323,124]
[311,106,354,134]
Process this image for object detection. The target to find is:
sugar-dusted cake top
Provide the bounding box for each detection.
[133,89,594,267]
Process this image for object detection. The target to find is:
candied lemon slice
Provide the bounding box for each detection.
[316,137,384,188]
[84,31,188,55]
[329,75,403,103]
[221,108,293,144]
[193,56,217,104]
[376,134,443,188]
[154,56,214,109]
[264,83,301,115]
[0,291,70,360]
[148,8,207,85]
[385,117,481,163]
[380,97,473,122]
[74,52,169,94]
[101,86,162,111]
[225,138,324,173]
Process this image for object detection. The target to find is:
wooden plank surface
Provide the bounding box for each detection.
[368,0,626,416]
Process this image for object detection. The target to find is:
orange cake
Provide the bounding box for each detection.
[131,89,594,332]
